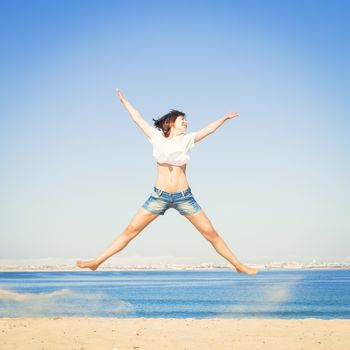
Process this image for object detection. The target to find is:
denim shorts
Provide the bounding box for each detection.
[142,186,202,216]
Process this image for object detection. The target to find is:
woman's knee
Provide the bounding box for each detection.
[204,230,220,242]
[123,224,142,239]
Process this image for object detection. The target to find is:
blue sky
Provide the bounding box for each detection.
[1,0,349,264]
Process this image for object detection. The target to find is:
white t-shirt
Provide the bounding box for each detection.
[148,127,197,166]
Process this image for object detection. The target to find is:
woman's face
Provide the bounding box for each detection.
[174,115,188,132]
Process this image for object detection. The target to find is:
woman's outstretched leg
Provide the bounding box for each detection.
[184,210,257,275]
[76,208,160,271]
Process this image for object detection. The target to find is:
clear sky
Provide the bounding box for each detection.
[1,0,349,264]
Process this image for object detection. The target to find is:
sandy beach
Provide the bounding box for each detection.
[0,317,349,350]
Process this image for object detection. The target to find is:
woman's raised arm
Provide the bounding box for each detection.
[194,112,240,143]
[116,88,152,139]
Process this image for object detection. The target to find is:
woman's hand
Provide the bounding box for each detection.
[116,88,125,103]
[224,112,240,120]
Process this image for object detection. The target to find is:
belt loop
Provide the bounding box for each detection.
[159,190,163,196]
[181,190,185,197]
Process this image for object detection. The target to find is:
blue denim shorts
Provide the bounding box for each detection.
[142,186,202,216]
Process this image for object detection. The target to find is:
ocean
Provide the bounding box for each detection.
[0,269,349,319]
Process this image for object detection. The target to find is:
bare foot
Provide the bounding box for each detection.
[235,264,258,275]
[76,259,100,271]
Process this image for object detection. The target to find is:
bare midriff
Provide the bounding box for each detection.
[154,162,190,192]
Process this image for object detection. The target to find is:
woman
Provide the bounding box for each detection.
[76,89,257,275]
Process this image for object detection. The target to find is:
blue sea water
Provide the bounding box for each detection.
[0,269,349,319]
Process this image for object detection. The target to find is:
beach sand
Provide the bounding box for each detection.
[1,317,349,349]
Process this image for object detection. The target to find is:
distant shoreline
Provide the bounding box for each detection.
[1,266,350,272]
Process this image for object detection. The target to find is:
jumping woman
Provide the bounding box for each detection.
[76,89,257,275]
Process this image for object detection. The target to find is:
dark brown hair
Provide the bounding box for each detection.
[152,109,186,138]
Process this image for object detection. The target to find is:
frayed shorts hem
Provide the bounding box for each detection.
[141,204,166,216]
[142,204,202,216]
